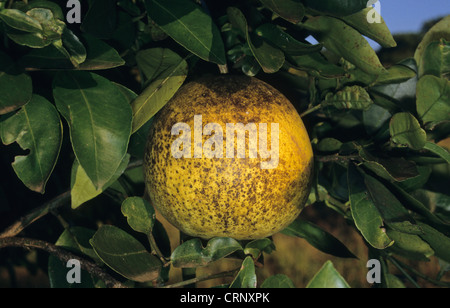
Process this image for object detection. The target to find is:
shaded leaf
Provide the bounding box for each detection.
[259,0,305,24]
[227,7,285,73]
[281,219,357,258]
[171,237,243,268]
[261,274,295,288]
[306,260,350,288]
[53,71,132,190]
[81,0,117,39]
[418,222,450,263]
[389,112,427,150]
[78,35,125,70]
[244,238,275,259]
[90,225,161,282]
[0,51,32,115]
[145,0,226,65]
[304,0,367,16]
[255,23,322,56]
[229,256,256,288]
[0,95,62,193]
[387,228,434,261]
[423,141,450,164]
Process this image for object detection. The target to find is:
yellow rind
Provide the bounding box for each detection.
[144,75,313,240]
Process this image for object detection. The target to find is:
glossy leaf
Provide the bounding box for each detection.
[53,71,132,190]
[244,238,275,259]
[136,48,184,83]
[416,75,450,128]
[419,39,450,78]
[375,64,417,86]
[0,8,43,32]
[389,112,427,150]
[281,219,357,258]
[227,7,285,73]
[304,15,384,75]
[229,256,257,288]
[59,27,87,66]
[387,228,434,261]
[259,0,305,24]
[289,52,345,78]
[306,261,350,288]
[171,237,243,268]
[341,8,396,48]
[70,154,130,209]
[131,49,188,133]
[121,197,156,235]
[78,35,125,70]
[0,51,32,115]
[261,274,295,288]
[348,164,394,249]
[26,0,65,20]
[145,0,226,65]
[90,225,161,282]
[0,95,62,193]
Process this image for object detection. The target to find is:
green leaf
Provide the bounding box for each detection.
[304,15,384,75]
[121,197,155,235]
[53,71,132,190]
[341,8,396,48]
[255,23,322,56]
[0,95,62,193]
[363,173,416,228]
[145,0,226,65]
[136,48,184,84]
[423,142,450,164]
[419,39,450,78]
[259,0,305,24]
[316,138,343,153]
[304,0,367,16]
[26,0,64,21]
[229,256,257,288]
[48,227,98,288]
[70,154,130,209]
[171,237,243,268]
[81,0,117,39]
[416,75,450,128]
[78,35,125,70]
[323,86,373,111]
[358,148,419,182]
[389,112,427,150]
[289,52,346,78]
[0,8,43,32]
[347,164,394,249]
[414,15,450,66]
[227,7,285,73]
[281,219,357,258]
[261,274,295,288]
[306,260,350,288]
[375,64,417,86]
[387,228,434,261]
[131,49,188,133]
[244,238,275,259]
[90,225,161,282]
[418,222,450,263]
[59,27,87,66]
[0,51,32,115]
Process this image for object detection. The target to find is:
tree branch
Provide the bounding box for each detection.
[0,237,127,288]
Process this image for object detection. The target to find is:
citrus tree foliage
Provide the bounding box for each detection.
[0,0,450,288]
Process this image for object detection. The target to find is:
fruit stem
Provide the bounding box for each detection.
[147,233,170,266]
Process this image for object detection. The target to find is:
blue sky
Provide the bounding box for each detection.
[381,0,450,34]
